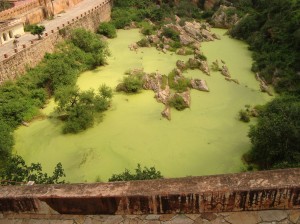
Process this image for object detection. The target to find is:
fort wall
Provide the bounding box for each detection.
[0,0,112,83]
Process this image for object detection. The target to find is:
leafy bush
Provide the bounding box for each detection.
[109,164,163,181]
[162,27,180,42]
[239,110,250,122]
[117,75,143,93]
[98,22,117,38]
[168,70,191,92]
[137,38,150,47]
[139,21,155,35]
[246,96,300,169]
[168,94,188,111]
[55,85,113,134]
[0,155,65,185]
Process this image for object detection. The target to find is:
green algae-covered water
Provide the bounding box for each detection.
[14,29,272,182]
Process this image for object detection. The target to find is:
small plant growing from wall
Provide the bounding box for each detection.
[30,25,46,40]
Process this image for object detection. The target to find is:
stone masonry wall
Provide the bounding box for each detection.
[0,0,40,21]
[0,0,112,83]
[0,169,299,215]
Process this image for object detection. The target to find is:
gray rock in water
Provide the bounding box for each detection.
[190,79,209,92]
[176,60,186,71]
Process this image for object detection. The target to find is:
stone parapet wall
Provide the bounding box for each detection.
[0,169,299,215]
[0,0,112,83]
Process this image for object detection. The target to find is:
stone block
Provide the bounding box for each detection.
[259,210,288,222]
[225,212,261,224]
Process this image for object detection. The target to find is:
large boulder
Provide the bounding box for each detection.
[128,43,139,51]
[155,85,170,104]
[211,5,240,28]
[148,35,160,44]
[199,60,210,75]
[176,60,186,71]
[176,48,186,55]
[190,79,209,92]
[143,73,161,91]
[221,64,231,77]
[180,33,195,45]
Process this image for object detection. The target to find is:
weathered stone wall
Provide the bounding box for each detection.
[0,0,40,21]
[0,169,299,215]
[0,0,112,83]
[0,0,84,23]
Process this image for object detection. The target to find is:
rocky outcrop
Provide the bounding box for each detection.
[155,85,170,105]
[143,73,161,91]
[176,60,186,71]
[256,73,273,96]
[175,90,191,108]
[221,64,231,77]
[199,60,210,75]
[211,5,240,28]
[190,79,209,92]
[188,58,200,69]
[161,106,171,120]
[128,43,139,51]
[187,58,210,75]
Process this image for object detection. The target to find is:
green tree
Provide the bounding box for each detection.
[0,155,65,185]
[117,75,144,93]
[54,85,113,134]
[246,96,300,169]
[30,25,46,40]
[70,29,108,67]
[109,164,163,182]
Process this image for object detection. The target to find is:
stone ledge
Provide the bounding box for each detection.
[0,169,299,215]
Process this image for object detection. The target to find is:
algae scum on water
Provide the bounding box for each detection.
[14,29,272,182]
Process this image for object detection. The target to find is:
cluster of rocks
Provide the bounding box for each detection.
[134,17,220,55]
[211,5,240,28]
[212,59,239,84]
[120,66,209,120]
[187,57,210,75]
[166,19,220,45]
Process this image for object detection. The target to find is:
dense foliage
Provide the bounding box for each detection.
[0,155,65,185]
[245,96,300,170]
[0,0,13,12]
[116,74,144,93]
[97,22,117,38]
[230,0,300,94]
[111,0,208,30]
[0,28,109,180]
[109,164,163,182]
[228,0,300,170]
[55,85,113,134]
